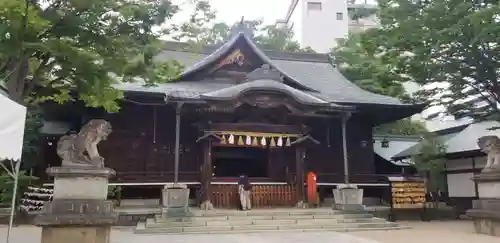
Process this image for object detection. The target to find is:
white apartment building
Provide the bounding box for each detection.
[277,0,379,53]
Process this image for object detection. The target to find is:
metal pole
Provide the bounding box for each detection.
[6,160,21,243]
[341,112,351,185]
[174,102,183,184]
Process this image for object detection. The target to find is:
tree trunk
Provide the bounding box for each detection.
[5,56,30,104]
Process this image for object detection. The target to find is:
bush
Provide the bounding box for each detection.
[0,170,38,208]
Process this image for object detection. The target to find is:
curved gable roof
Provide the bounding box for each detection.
[201,79,330,106]
[154,34,410,106]
[179,32,317,92]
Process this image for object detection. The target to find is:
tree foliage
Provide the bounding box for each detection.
[0,0,184,111]
[332,6,434,136]
[373,0,500,121]
[21,105,43,169]
[169,0,314,53]
[0,170,37,207]
[333,30,411,102]
[411,132,446,192]
[374,118,427,136]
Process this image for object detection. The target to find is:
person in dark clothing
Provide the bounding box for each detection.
[238,175,252,210]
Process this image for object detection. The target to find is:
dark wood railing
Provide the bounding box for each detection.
[315,173,396,184]
[210,184,296,208]
[113,171,200,183]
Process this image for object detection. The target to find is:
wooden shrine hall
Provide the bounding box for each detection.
[38,24,425,209]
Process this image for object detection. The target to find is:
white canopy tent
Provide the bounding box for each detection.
[0,92,27,243]
[0,93,27,161]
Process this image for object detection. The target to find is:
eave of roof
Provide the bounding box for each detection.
[201,79,332,107]
[390,122,478,160]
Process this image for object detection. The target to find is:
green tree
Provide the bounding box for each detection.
[333,30,411,102]
[374,118,427,136]
[411,132,446,193]
[0,0,183,111]
[168,0,227,45]
[169,1,314,53]
[254,24,310,53]
[20,105,43,169]
[373,0,500,121]
[0,170,37,208]
[333,29,425,136]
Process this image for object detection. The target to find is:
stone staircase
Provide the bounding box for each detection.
[135,208,408,234]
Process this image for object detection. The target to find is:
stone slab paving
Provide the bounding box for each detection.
[1,221,499,243]
[0,226,379,243]
[349,221,499,243]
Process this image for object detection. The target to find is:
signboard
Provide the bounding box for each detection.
[390,177,426,209]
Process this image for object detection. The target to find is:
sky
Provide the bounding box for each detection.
[172,0,291,25]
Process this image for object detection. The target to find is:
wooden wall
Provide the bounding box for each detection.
[40,103,379,184]
[99,103,203,183]
[303,116,377,184]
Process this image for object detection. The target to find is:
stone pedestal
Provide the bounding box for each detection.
[332,185,364,211]
[466,172,500,237]
[34,167,118,243]
[162,184,190,217]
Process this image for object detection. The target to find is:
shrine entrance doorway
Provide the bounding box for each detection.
[212,146,269,178]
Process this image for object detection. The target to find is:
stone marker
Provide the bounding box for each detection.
[162,183,191,217]
[466,135,500,236]
[34,119,118,243]
[332,184,364,212]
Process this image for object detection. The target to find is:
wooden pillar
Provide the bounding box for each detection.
[200,139,214,210]
[173,102,184,184]
[295,146,305,207]
[341,112,352,184]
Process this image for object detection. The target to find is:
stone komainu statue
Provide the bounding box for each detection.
[477,135,500,173]
[57,119,112,168]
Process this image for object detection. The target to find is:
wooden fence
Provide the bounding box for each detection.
[210,184,296,208]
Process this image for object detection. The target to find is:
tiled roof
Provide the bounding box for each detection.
[115,81,231,100]
[391,132,458,160]
[115,29,422,109]
[445,121,500,154]
[145,32,409,106]
[391,121,500,159]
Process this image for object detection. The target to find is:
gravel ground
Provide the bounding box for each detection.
[0,220,497,243]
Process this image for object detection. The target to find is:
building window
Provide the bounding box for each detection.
[307,2,322,11]
[336,12,343,20]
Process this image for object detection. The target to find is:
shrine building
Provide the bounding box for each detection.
[38,25,424,208]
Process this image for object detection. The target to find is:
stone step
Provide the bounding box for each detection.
[136,226,409,235]
[187,209,351,217]
[192,209,341,216]
[135,222,404,234]
[147,216,386,228]
[155,213,374,223]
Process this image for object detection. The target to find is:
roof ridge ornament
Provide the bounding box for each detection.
[245,64,283,82]
[230,16,254,38]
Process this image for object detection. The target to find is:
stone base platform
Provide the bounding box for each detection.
[467,199,500,236]
[467,172,500,237]
[34,166,118,243]
[135,208,406,234]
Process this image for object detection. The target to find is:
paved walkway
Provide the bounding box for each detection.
[1,226,378,243]
[350,220,498,243]
[1,220,498,243]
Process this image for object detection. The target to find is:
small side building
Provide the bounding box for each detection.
[392,121,499,214]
